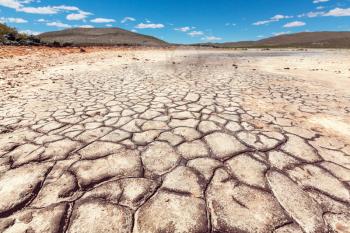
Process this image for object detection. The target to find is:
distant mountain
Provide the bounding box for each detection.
[9,29,350,48]
[39,27,168,47]
[196,32,350,48]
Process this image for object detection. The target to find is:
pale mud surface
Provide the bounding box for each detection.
[0,47,350,233]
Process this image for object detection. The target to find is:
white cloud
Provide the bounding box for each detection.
[313,0,329,3]
[19,0,37,3]
[66,10,92,21]
[0,0,22,9]
[324,8,350,16]
[46,21,71,28]
[316,6,325,10]
[255,19,277,26]
[225,23,236,26]
[53,5,80,11]
[0,17,27,23]
[283,21,306,27]
[188,31,204,37]
[253,14,292,26]
[90,18,116,23]
[298,11,325,18]
[201,36,222,41]
[121,17,135,23]
[253,20,271,26]
[105,24,113,27]
[271,15,291,20]
[0,0,88,15]
[273,31,291,36]
[19,29,40,35]
[18,5,81,14]
[135,23,164,29]
[37,18,48,22]
[18,6,58,14]
[78,25,94,28]
[175,26,191,32]
[298,7,350,18]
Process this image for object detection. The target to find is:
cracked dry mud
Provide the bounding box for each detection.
[0,48,350,233]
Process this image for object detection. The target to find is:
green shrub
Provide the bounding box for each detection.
[0,23,32,42]
[0,23,17,37]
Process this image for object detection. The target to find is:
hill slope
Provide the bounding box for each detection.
[198,32,350,48]
[39,27,168,46]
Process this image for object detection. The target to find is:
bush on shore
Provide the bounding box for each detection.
[0,23,41,45]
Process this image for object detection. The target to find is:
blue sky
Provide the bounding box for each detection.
[1,0,350,43]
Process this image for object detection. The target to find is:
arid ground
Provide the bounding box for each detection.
[0,47,350,233]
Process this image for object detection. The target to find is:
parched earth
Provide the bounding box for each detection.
[0,48,350,233]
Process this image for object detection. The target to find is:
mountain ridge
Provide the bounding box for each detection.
[39,27,168,47]
[9,27,350,48]
[195,31,350,48]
